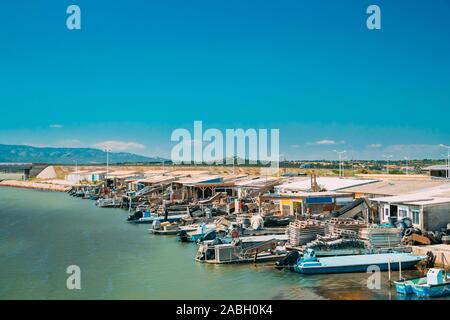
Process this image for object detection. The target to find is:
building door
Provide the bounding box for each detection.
[389,205,398,217]
[293,201,302,216]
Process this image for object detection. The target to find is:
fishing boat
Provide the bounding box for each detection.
[73,189,85,197]
[410,268,450,298]
[148,221,180,235]
[127,210,187,224]
[96,198,123,208]
[394,277,427,295]
[195,234,288,264]
[288,249,426,274]
[83,189,99,200]
[177,223,216,242]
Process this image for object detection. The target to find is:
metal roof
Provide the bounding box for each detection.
[275,177,377,192]
[136,175,176,184]
[338,180,449,196]
[176,175,222,185]
[234,176,280,187]
[370,184,450,206]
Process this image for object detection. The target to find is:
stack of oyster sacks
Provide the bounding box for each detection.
[287,219,327,247]
[359,225,402,248]
[327,218,367,238]
[305,234,366,251]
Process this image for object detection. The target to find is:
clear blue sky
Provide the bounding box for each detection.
[1,0,449,160]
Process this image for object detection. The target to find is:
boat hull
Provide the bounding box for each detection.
[412,283,450,298]
[149,229,180,235]
[294,260,421,274]
[394,278,425,295]
[188,233,206,242]
[201,254,286,264]
[128,216,184,224]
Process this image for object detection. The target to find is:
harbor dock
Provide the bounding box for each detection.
[2,164,450,294]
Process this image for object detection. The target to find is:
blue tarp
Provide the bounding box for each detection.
[304,197,333,204]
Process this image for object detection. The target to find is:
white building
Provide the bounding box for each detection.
[370,184,450,231]
[66,170,107,184]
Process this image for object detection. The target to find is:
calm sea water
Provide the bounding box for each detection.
[0,187,442,300]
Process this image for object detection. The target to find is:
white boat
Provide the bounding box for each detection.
[291,249,427,274]
[128,211,187,224]
[148,221,180,235]
[96,198,123,208]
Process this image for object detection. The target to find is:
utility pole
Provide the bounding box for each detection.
[73,160,78,182]
[383,155,393,175]
[351,157,354,176]
[105,148,111,180]
[333,150,346,177]
[404,157,409,175]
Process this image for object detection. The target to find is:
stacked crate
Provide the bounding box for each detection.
[327,218,367,238]
[359,227,402,248]
[288,220,327,246]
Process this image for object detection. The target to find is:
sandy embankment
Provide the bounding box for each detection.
[0,180,73,192]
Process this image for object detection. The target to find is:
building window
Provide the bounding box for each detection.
[398,208,408,219]
[412,210,420,225]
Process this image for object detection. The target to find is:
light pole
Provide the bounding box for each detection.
[73,160,78,182]
[383,155,393,175]
[440,144,450,180]
[333,150,346,177]
[404,157,409,175]
[104,148,111,180]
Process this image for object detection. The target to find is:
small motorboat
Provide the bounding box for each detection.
[127,210,186,224]
[73,190,85,197]
[394,277,427,295]
[177,223,216,242]
[287,249,427,274]
[96,198,122,208]
[148,221,180,235]
[195,235,288,264]
[411,268,450,298]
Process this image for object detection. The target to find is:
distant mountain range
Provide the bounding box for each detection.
[0,144,166,164]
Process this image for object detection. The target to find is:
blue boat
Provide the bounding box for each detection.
[394,277,427,295]
[292,249,427,274]
[411,268,450,298]
[177,223,216,242]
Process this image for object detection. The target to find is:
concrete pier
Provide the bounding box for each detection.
[412,244,450,268]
